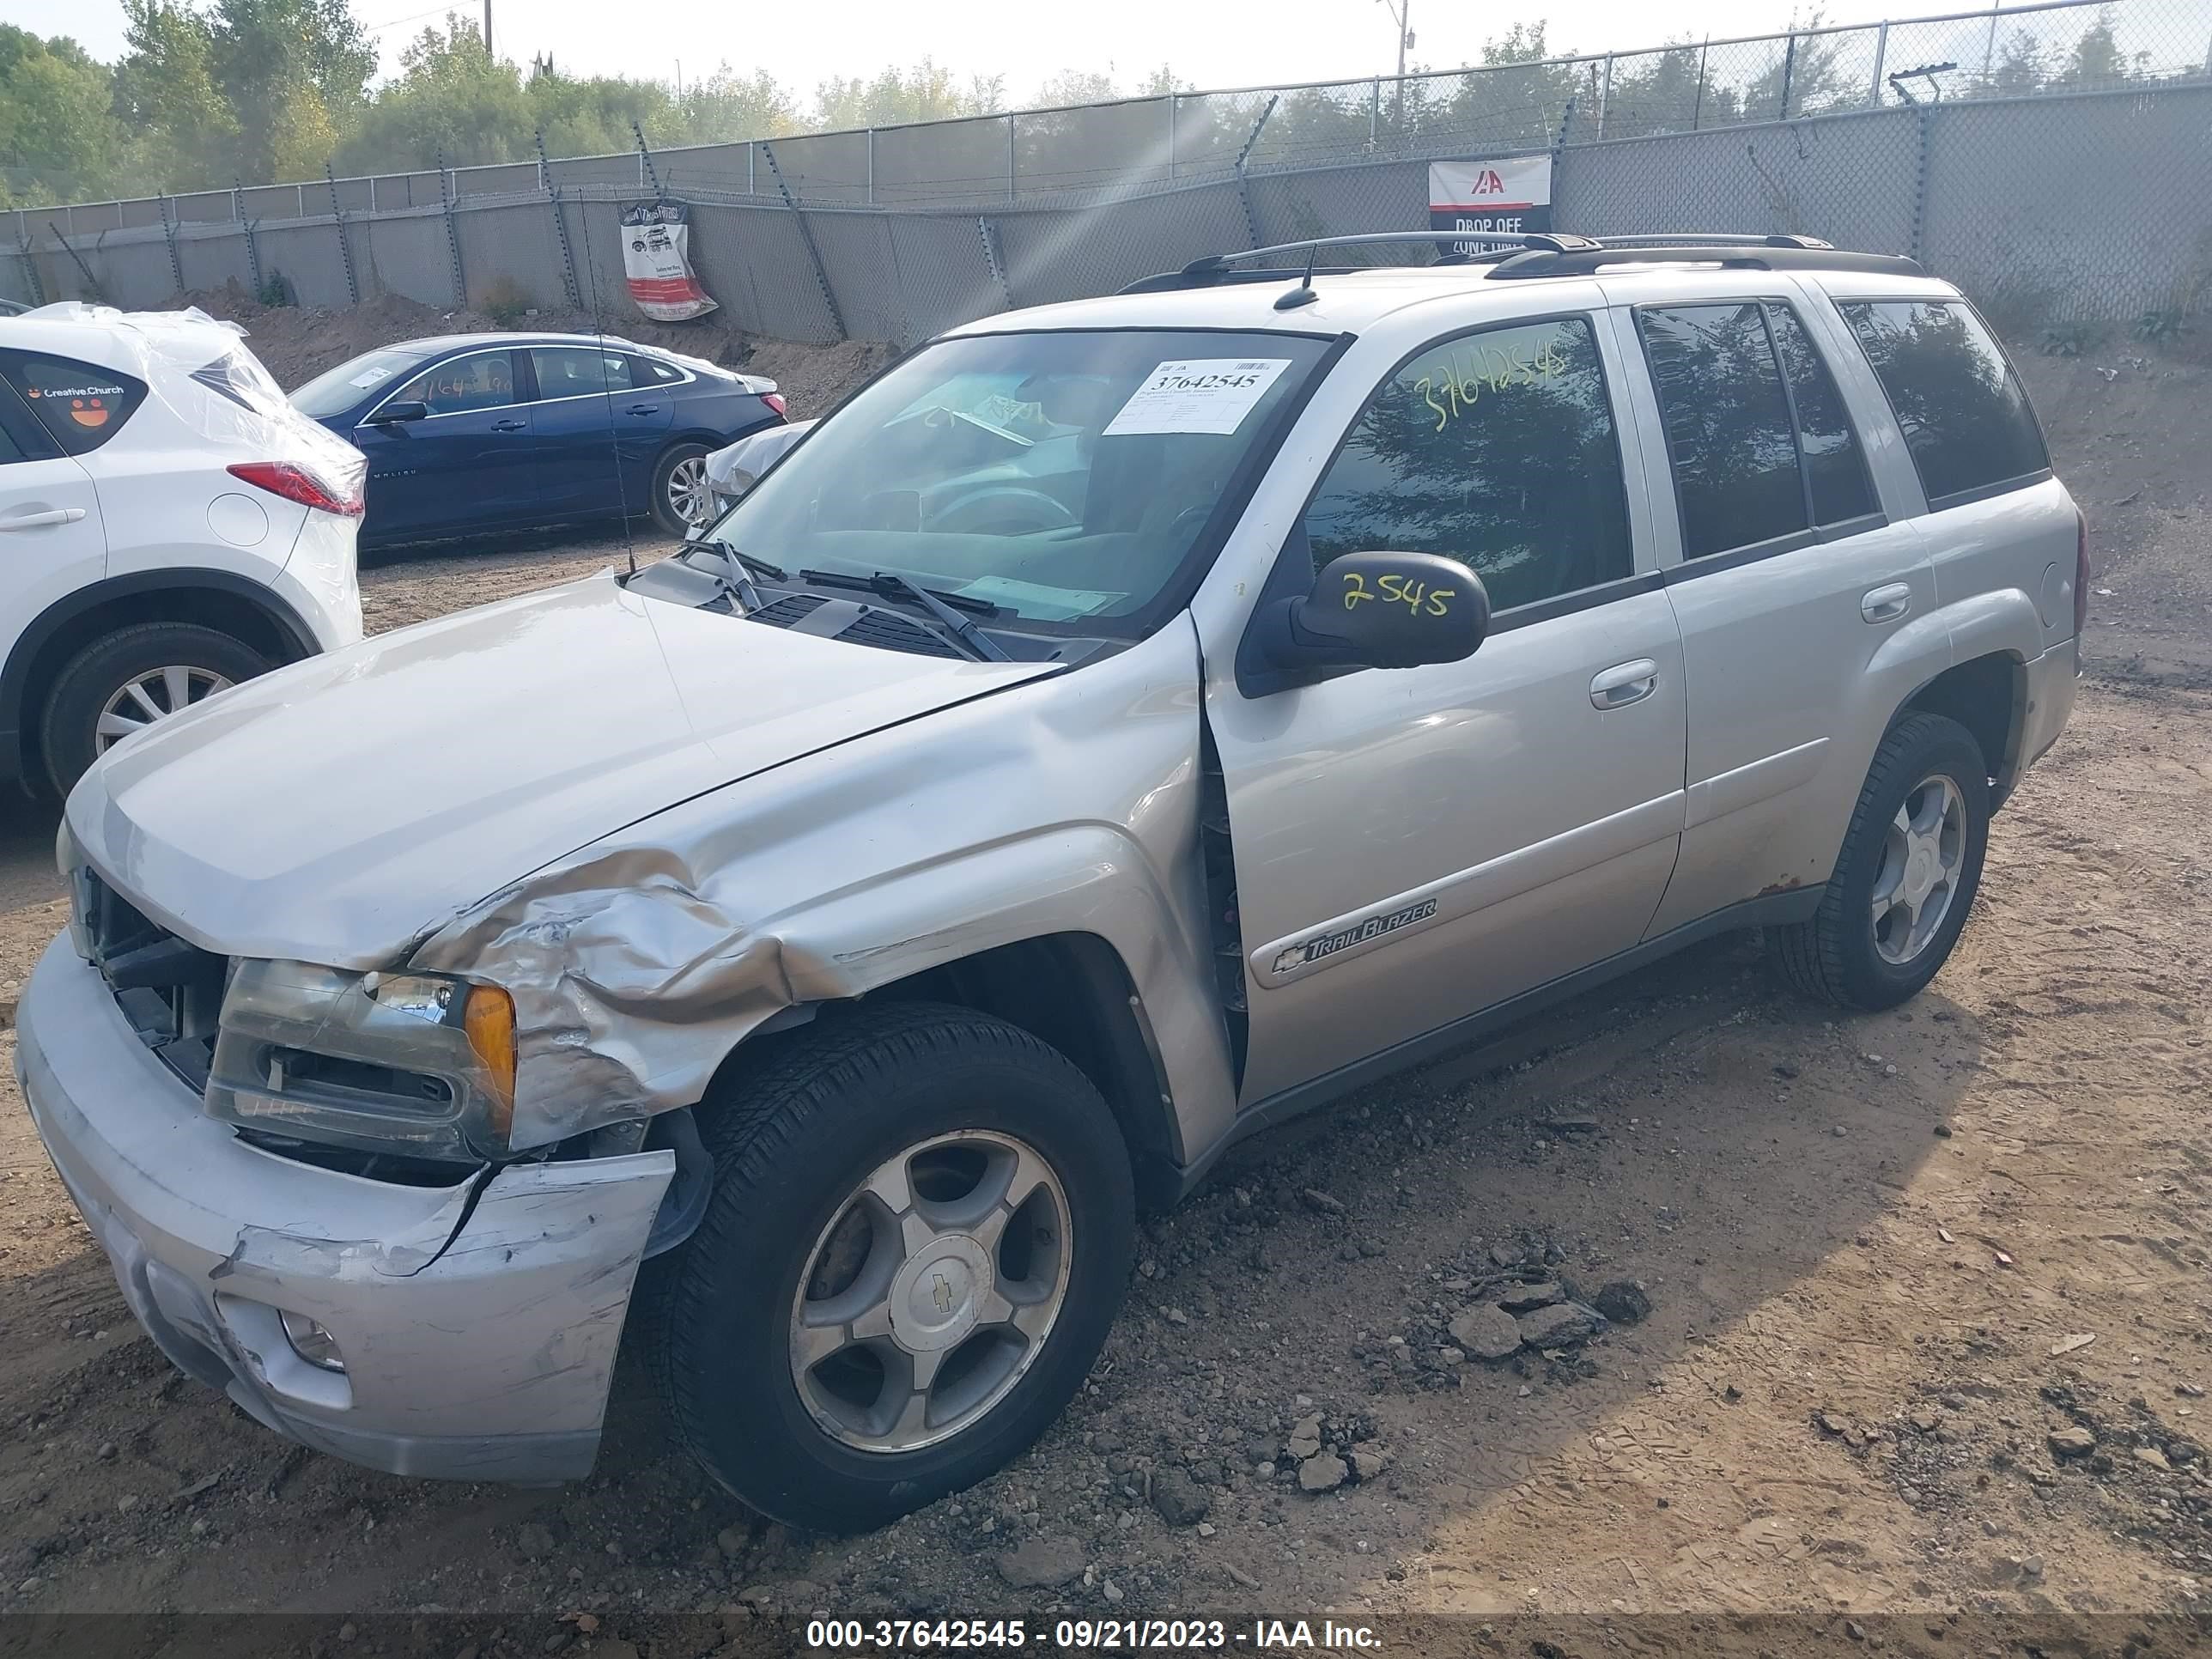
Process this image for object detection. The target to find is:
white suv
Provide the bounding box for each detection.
[0,304,364,793]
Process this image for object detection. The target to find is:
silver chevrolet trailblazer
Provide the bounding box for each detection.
[21,233,2081,1528]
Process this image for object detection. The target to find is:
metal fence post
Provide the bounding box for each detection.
[324,162,360,305]
[368,176,379,212]
[1694,40,1710,129]
[1597,54,1615,139]
[435,150,466,306]
[46,221,101,301]
[867,128,876,204]
[16,234,46,307]
[760,141,848,341]
[538,129,581,308]
[1234,94,1279,249]
[1908,103,1933,265]
[295,183,307,219]
[1779,33,1799,120]
[157,195,185,295]
[977,216,1012,311]
[633,120,666,204]
[749,144,757,194]
[1869,21,1891,105]
[235,180,264,297]
[1006,113,1018,203]
[1167,96,1177,181]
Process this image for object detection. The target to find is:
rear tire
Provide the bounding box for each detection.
[648,441,714,539]
[652,1003,1134,1532]
[1768,711,1989,1011]
[40,623,270,794]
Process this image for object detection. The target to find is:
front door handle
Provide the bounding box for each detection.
[1861,581,1913,623]
[0,507,87,531]
[490,418,527,432]
[1590,659,1659,710]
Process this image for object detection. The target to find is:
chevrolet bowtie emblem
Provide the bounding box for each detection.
[932,1273,953,1314]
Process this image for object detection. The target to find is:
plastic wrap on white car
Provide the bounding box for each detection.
[28,302,366,507]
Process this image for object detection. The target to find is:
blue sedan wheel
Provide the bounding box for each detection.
[653,443,716,538]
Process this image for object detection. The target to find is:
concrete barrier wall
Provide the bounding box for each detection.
[7,85,2206,359]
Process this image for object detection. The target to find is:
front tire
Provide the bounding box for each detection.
[40,622,270,794]
[648,441,714,539]
[653,1004,1135,1531]
[1769,711,1990,1011]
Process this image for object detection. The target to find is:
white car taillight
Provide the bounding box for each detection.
[228,460,365,518]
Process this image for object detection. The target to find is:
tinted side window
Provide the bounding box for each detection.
[632,356,683,386]
[1302,317,1633,613]
[1838,300,2049,505]
[1638,304,1806,557]
[0,419,26,464]
[393,351,519,415]
[530,346,627,401]
[0,354,149,455]
[1767,306,1877,525]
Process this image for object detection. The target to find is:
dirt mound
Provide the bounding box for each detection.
[175,280,893,418]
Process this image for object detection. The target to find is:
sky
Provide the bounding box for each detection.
[9,0,1920,102]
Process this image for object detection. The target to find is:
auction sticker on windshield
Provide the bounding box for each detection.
[1103,358,1291,436]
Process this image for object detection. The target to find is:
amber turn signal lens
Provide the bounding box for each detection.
[463,984,517,1138]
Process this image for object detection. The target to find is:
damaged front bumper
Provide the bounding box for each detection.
[15,934,673,1484]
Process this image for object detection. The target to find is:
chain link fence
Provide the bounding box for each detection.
[5,0,2208,349]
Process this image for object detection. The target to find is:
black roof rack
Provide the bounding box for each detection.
[1117,229,1921,295]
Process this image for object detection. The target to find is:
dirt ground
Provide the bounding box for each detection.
[0,331,2208,1649]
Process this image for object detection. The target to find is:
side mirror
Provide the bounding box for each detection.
[364,400,428,426]
[1242,551,1490,695]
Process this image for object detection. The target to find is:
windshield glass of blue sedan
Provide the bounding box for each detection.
[709,331,1330,625]
[289,348,432,417]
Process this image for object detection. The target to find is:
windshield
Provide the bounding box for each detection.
[705,329,1331,629]
[289,348,431,416]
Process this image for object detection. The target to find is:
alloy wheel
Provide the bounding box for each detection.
[1870,773,1966,964]
[788,1129,1073,1455]
[95,665,234,752]
[666,454,712,528]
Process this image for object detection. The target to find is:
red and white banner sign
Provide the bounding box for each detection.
[1428,155,1554,252]
[621,201,719,321]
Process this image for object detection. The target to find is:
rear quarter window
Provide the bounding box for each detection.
[0,353,149,455]
[1838,300,2049,507]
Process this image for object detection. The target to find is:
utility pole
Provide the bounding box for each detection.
[483,0,492,56]
[1378,0,1413,131]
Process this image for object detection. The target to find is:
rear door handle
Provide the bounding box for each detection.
[491,418,527,432]
[1590,659,1659,709]
[626,404,662,416]
[1861,581,1913,623]
[0,507,87,531]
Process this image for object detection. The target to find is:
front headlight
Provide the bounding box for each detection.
[204,960,517,1163]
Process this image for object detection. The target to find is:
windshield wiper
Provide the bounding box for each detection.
[797,568,1011,662]
[679,539,785,612]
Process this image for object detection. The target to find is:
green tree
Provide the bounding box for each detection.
[1987,30,2049,94]
[208,0,377,179]
[1604,42,1708,138]
[812,59,1002,130]
[113,0,239,189]
[1741,13,1855,119]
[0,27,126,204]
[338,18,528,173]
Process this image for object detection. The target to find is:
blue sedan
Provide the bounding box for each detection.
[290,332,786,546]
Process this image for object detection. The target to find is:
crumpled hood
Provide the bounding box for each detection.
[68,573,1054,967]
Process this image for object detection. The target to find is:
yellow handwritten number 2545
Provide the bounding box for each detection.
[1344,571,1455,617]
